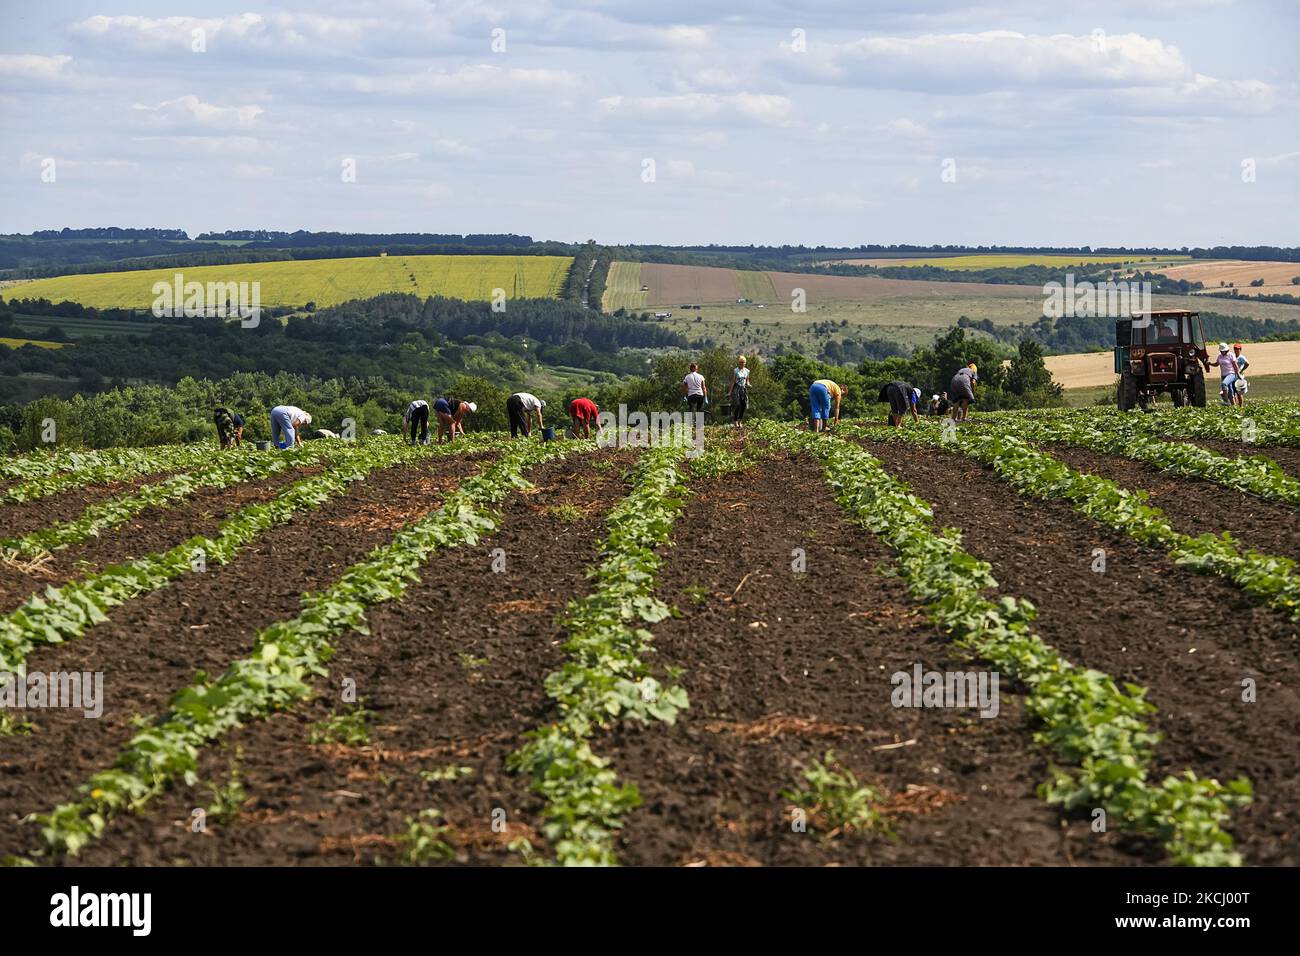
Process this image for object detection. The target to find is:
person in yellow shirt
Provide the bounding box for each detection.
[809,379,846,432]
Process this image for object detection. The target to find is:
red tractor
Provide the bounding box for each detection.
[1114,310,1211,411]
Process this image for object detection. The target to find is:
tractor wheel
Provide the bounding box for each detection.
[1190,369,1207,408]
[1118,371,1138,411]
[1172,387,1187,408]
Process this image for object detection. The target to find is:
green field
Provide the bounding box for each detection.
[8,313,167,339]
[7,255,574,311]
[0,336,64,349]
[603,261,646,312]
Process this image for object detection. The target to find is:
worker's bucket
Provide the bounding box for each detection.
[541,426,557,442]
[255,441,273,451]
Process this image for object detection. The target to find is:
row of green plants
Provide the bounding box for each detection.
[2,442,219,504]
[2,446,327,560]
[977,411,1300,508]
[1142,402,1300,448]
[28,437,579,858]
[0,437,487,675]
[0,441,196,483]
[862,422,1300,623]
[508,441,691,865]
[759,420,1251,866]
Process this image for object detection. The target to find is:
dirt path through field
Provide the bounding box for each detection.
[864,438,1300,865]
[0,452,488,860]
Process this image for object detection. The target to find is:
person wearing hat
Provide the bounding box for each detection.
[432,397,476,443]
[949,363,978,422]
[270,404,312,450]
[1230,343,1250,407]
[567,396,601,438]
[1213,343,1242,406]
[506,391,545,438]
[809,378,846,432]
[878,380,921,427]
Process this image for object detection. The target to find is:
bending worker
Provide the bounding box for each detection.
[809,378,845,432]
[568,396,601,438]
[506,391,545,438]
[270,404,311,449]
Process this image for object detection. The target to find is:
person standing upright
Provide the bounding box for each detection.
[729,356,751,428]
[682,363,708,416]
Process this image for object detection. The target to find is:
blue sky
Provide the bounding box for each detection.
[1,0,1295,247]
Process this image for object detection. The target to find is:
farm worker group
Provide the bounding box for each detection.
[1214,342,1250,407]
[403,397,479,445]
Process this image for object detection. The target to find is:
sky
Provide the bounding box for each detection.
[0,0,1296,248]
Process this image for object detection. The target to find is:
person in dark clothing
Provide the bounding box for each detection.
[506,392,544,438]
[878,381,920,427]
[213,407,245,449]
[404,399,430,445]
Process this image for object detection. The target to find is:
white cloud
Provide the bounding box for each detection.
[598,92,792,125]
[132,95,264,130]
[349,65,581,98]
[0,54,74,81]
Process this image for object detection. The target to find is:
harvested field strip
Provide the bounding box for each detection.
[27,438,582,859]
[978,413,1300,510]
[849,423,1300,623]
[763,423,1250,865]
[2,447,321,561]
[601,452,1128,866]
[856,436,1300,866]
[70,455,634,866]
[2,443,216,505]
[0,452,483,856]
[0,438,488,674]
[508,442,690,865]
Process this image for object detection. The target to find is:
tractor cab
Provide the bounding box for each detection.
[1114,310,1210,411]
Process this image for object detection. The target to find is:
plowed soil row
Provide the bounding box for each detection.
[1040,444,1300,567]
[0,451,491,859]
[596,453,1136,866]
[0,464,323,612]
[861,438,1300,866]
[64,453,634,866]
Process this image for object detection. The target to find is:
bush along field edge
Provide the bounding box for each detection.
[758,420,1251,866]
[21,436,585,860]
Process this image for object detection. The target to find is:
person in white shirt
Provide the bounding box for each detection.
[270,405,311,449]
[682,363,708,415]
[506,391,545,437]
[729,356,750,427]
[404,399,430,445]
[1231,343,1250,407]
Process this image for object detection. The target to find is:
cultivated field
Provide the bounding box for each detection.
[1046,340,1300,390]
[823,254,1191,270]
[6,255,573,311]
[1,404,1298,867]
[1151,260,1300,297]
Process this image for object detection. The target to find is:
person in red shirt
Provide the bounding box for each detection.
[567,397,601,438]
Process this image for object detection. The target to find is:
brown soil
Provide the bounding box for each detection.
[0,473,174,540]
[0,452,491,860]
[861,438,1300,865]
[0,465,322,612]
[1041,444,1300,566]
[60,454,634,866]
[594,454,1144,866]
